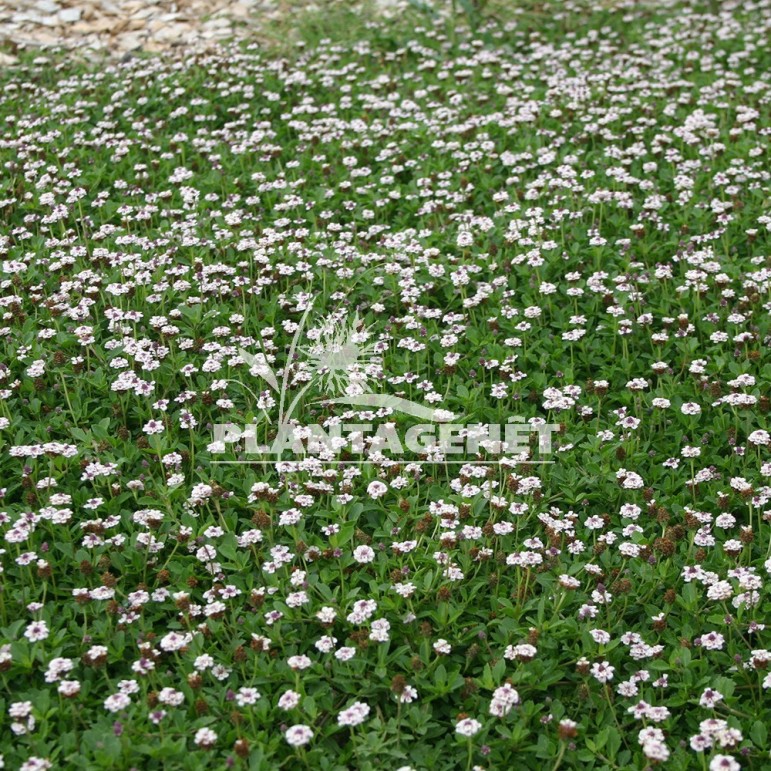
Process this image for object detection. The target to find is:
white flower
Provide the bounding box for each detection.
[23,621,49,643]
[159,631,193,652]
[709,756,741,771]
[337,701,370,727]
[352,545,376,563]
[158,688,184,706]
[287,655,312,671]
[104,693,131,713]
[433,639,452,655]
[58,681,81,697]
[194,727,217,748]
[285,724,313,747]
[489,683,519,717]
[590,661,615,683]
[235,688,261,707]
[367,481,388,499]
[26,360,46,377]
[457,229,473,248]
[455,718,482,737]
[278,690,302,710]
[335,647,356,662]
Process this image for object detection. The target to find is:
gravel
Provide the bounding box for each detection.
[0,0,288,59]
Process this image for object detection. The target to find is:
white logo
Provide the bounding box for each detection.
[211,296,557,465]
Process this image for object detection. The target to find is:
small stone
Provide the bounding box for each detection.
[116,32,143,50]
[153,23,192,42]
[58,7,81,22]
[229,3,250,18]
[204,16,230,28]
[36,0,61,13]
[18,31,61,46]
[90,18,117,32]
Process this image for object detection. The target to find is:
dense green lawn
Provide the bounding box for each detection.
[0,1,769,768]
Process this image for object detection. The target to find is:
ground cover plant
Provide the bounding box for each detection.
[0,0,770,768]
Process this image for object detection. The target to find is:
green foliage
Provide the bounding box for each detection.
[0,1,769,770]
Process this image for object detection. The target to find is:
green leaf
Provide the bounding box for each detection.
[751,720,767,748]
[606,727,621,759]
